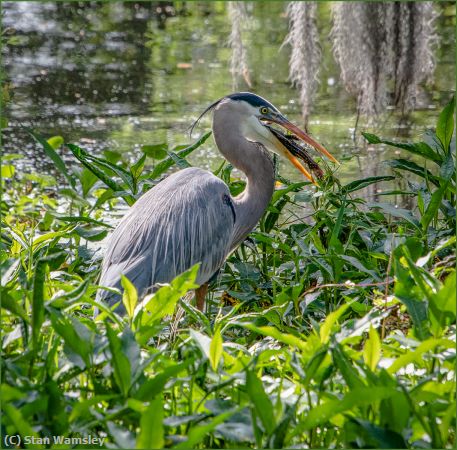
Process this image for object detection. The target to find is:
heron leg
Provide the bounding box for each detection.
[195,283,208,311]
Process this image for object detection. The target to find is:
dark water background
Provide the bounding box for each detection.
[2,1,456,196]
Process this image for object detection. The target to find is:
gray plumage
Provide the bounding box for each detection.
[96,92,335,313]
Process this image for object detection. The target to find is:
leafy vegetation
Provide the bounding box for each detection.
[1,100,455,448]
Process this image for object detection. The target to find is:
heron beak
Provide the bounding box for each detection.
[270,115,339,165]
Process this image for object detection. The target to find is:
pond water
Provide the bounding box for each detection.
[3,1,456,197]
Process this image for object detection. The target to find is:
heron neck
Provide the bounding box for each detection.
[213,118,275,248]
[231,148,275,247]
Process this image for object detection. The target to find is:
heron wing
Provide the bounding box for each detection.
[97,168,235,307]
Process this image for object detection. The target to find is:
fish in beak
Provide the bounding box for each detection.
[263,113,339,185]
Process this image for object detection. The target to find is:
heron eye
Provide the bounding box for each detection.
[260,107,269,115]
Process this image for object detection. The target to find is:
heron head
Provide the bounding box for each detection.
[192,92,338,184]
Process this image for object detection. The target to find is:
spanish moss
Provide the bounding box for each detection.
[228,2,252,90]
[283,1,321,127]
[331,1,438,117]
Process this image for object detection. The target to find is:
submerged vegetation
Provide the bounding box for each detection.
[1,97,455,448]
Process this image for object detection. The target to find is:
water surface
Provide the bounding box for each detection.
[3,2,456,195]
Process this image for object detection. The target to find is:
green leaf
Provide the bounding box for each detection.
[49,309,92,367]
[292,387,397,434]
[121,275,138,319]
[436,96,455,151]
[131,153,147,180]
[134,360,192,401]
[1,164,15,178]
[271,182,307,203]
[141,143,168,159]
[320,301,352,344]
[47,135,64,149]
[367,202,421,230]
[137,264,199,326]
[147,132,211,180]
[362,132,442,163]
[387,338,454,374]
[439,149,455,181]
[428,272,456,335]
[1,290,29,322]
[106,323,131,397]
[363,325,381,371]
[246,370,276,431]
[209,327,223,371]
[386,159,440,186]
[350,418,407,448]
[137,396,164,449]
[173,410,236,449]
[240,324,307,351]
[332,344,366,389]
[343,176,395,193]
[67,143,124,192]
[28,129,76,188]
[3,404,44,448]
[421,183,448,231]
[166,150,192,169]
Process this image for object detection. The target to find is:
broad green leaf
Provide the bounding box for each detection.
[49,309,92,367]
[130,153,147,180]
[134,359,192,401]
[47,135,64,149]
[137,264,199,326]
[28,129,76,188]
[362,132,442,163]
[332,344,366,389]
[386,159,440,186]
[173,410,236,449]
[429,271,456,334]
[343,176,395,193]
[67,143,124,192]
[240,324,307,351]
[320,301,352,344]
[147,132,211,180]
[121,275,138,318]
[190,329,212,360]
[436,96,455,151]
[367,202,421,230]
[166,150,192,169]
[48,279,90,308]
[3,404,43,448]
[137,396,164,449]
[440,149,455,181]
[271,182,307,203]
[209,327,223,371]
[69,395,117,422]
[363,325,381,371]
[106,323,131,397]
[141,143,168,159]
[421,183,448,231]
[1,290,29,322]
[350,418,407,448]
[246,370,276,431]
[1,164,15,178]
[387,338,454,374]
[339,255,381,280]
[292,387,397,434]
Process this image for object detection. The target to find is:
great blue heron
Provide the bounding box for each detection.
[96,92,337,313]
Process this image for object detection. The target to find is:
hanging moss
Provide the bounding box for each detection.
[283,1,321,127]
